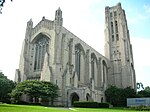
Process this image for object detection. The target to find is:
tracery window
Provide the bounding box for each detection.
[34,37,49,71]
[75,47,81,81]
[91,53,97,80]
[75,44,85,82]
[102,60,107,83]
[91,57,95,79]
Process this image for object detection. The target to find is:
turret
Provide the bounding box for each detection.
[25,19,33,40]
[55,7,63,26]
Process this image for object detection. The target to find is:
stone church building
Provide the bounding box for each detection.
[15,3,136,106]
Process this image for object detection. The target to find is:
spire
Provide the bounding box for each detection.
[55,7,63,26]
[55,7,62,19]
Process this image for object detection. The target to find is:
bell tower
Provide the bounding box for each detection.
[104,3,136,89]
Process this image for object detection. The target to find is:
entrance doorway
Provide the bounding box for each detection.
[70,92,79,106]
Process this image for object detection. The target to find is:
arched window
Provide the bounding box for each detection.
[75,46,81,81]
[75,44,85,81]
[34,36,49,71]
[91,57,95,79]
[61,36,65,64]
[91,53,98,85]
[102,60,107,83]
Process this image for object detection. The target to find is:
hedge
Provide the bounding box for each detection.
[98,102,110,108]
[73,101,110,108]
[130,105,150,111]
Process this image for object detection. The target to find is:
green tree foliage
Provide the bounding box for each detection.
[137,86,150,97]
[11,80,42,103]
[40,81,59,105]
[0,0,13,14]
[145,86,150,92]
[105,85,136,107]
[11,80,59,105]
[0,72,16,103]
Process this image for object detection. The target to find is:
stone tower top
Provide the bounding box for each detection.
[27,18,33,28]
[55,7,63,26]
[105,2,122,11]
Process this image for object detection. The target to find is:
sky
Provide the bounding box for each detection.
[0,0,150,87]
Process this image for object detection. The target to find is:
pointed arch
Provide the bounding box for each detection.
[61,35,65,64]
[102,60,107,83]
[75,43,85,56]
[32,33,50,71]
[91,53,98,86]
[70,92,79,106]
[75,43,85,82]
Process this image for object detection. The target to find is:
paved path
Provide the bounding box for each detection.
[47,107,77,111]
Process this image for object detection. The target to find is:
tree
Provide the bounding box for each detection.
[11,80,43,103]
[105,85,136,107]
[105,85,119,106]
[137,86,150,97]
[0,0,13,14]
[11,80,59,105]
[41,81,59,105]
[145,86,150,92]
[0,72,16,103]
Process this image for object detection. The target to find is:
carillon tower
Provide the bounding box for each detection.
[104,3,136,89]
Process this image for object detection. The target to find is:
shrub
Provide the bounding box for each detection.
[29,102,41,106]
[130,105,150,111]
[98,102,110,108]
[14,100,29,105]
[12,100,42,106]
[73,101,99,108]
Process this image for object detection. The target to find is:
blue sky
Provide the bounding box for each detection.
[0,0,150,87]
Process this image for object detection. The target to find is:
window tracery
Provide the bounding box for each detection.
[34,37,49,71]
[75,47,81,81]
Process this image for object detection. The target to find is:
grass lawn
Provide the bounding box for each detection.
[0,104,141,112]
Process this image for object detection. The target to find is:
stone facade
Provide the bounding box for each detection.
[15,3,136,106]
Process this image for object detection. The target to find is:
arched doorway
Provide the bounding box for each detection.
[70,92,79,106]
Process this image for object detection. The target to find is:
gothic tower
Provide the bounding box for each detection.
[104,3,136,89]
